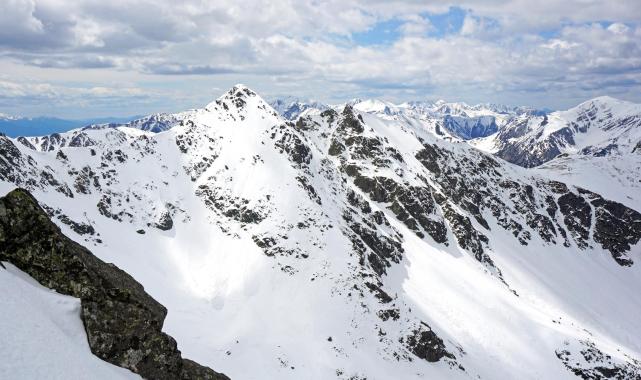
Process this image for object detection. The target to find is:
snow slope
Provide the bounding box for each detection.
[0,262,139,380]
[467,96,641,210]
[473,96,641,167]
[1,85,640,379]
[534,153,641,212]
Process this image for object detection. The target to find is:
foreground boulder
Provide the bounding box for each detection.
[0,188,229,380]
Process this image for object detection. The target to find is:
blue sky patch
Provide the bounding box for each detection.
[425,6,467,37]
[349,6,468,47]
[351,19,404,46]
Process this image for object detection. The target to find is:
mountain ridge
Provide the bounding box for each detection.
[1,85,640,379]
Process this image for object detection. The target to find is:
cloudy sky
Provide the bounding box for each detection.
[1,0,640,118]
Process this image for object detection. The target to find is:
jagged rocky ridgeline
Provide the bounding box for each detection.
[0,188,229,380]
[489,97,641,167]
[321,105,641,268]
[273,95,641,169]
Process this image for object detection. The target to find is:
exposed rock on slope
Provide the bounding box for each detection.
[555,340,641,380]
[1,86,641,379]
[0,188,229,380]
[477,96,641,168]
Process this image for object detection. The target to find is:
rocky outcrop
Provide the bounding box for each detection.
[556,340,641,379]
[0,134,34,185]
[0,188,229,380]
[496,127,571,168]
[557,191,592,249]
[196,184,266,224]
[576,188,641,266]
[401,322,456,363]
[152,210,174,231]
[415,142,641,266]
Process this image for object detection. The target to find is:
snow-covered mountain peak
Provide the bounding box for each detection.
[207,84,263,109]
[473,95,641,210]
[570,95,641,118]
[581,95,628,106]
[433,101,473,117]
[353,99,400,115]
[549,95,641,140]
[199,85,280,127]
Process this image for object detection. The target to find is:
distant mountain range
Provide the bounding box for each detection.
[0,114,139,137]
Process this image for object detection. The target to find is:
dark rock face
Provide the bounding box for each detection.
[581,143,619,157]
[344,214,403,276]
[153,211,174,231]
[17,136,36,150]
[36,133,66,151]
[328,106,365,155]
[401,323,455,363]
[441,202,489,262]
[0,188,229,380]
[41,204,96,237]
[69,132,97,147]
[377,308,400,321]
[197,184,266,224]
[558,192,592,249]
[328,139,345,156]
[495,127,572,168]
[328,111,448,247]
[343,188,404,276]
[414,144,441,175]
[340,105,365,134]
[577,188,641,266]
[415,144,517,275]
[349,171,448,245]
[73,166,100,194]
[413,141,641,266]
[272,123,313,168]
[296,175,322,205]
[556,340,641,380]
[0,135,28,184]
